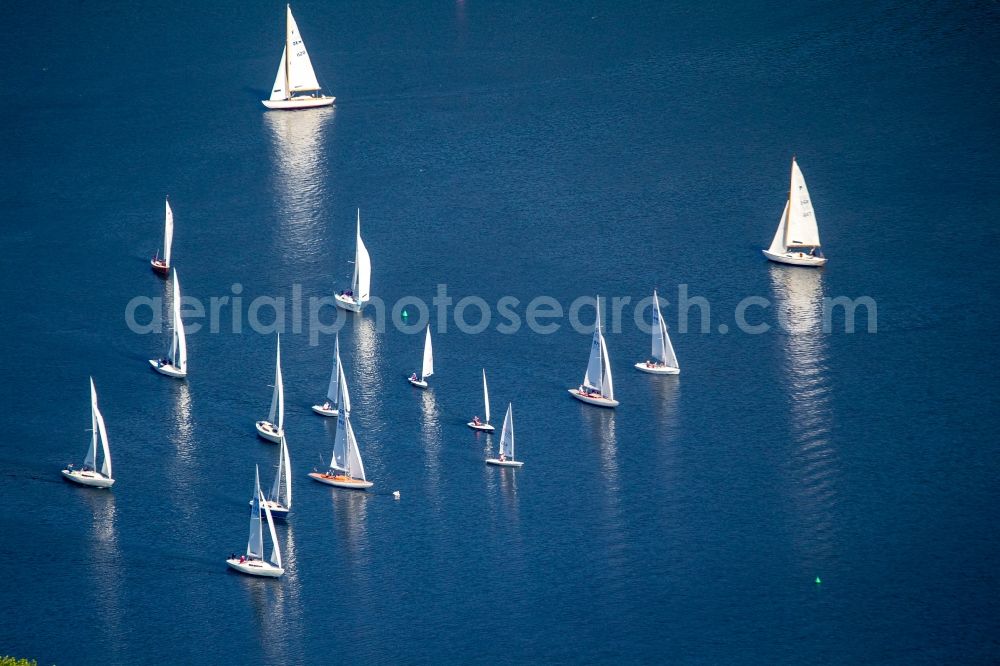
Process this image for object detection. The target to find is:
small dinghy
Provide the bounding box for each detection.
[149,271,188,378]
[311,334,341,416]
[763,156,827,267]
[227,465,285,578]
[62,378,115,488]
[568,297,619,407]
[467,368,495,432]
[635,289,680,375]
[150,198,173,276]
[407,326,434,388]
[255,334,285,444]
[486,404,523,467]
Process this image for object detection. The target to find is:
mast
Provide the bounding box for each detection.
[284,5,292,100]
[783,156,795,250]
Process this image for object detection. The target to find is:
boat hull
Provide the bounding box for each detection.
[255,421,282,444]
[262,96,335,110]
[408,378,428,389]
[762,249,827,267]
[311,404,338,417]
[149,359,186,378]
[226,558,284,577]
[467,422,495,432]
[634,362,680,375]
[486,458,523,467]
[334,293,366,312]
[150,259,169,276]
[250,499,289,520]
[308,472,373,490]
[62,469,114,488]
[568,388,619,408]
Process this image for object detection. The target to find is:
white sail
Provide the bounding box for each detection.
[500,403,514,460]
[83,378,99,471]
[421,326,434,380]
[482,368,491,424]
[344,416,367,481]
[267,335,285,430]
[247,466,264,560]
[583,300,604,392]
[652,290,678,369]
[768,201,789,255]
[351,209,372,302]
[329,366,351,472]
[599,333,615,400]
[162,199,174,267]
[269,46,288,101]
[270,434,292,509]
[171,272,188,372]
[785,158,821,248]
[263,497,282,568]
[284,5,322,94]
[325,334,341,405]
[93,382,112,478]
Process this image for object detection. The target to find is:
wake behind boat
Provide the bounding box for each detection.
[255,335,285,444]
[763,156,827,267]
[635,289,680,375]
[149,271,188,378]
[569,297,619,407]
[150,198,173,276]
[334,209,372,313]
[227,466,285,577]
[62,378,115,488]
[262,4,335,110]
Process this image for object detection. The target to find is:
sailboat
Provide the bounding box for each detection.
[150,198,173,276]
[407,326,434,388]
[263,434,292,519]
[486,404,523,467]
[62,378,115,488]
[334,209,372,312]
[568,297,619,407]
[149,271,188,378]
[311,333,341,416]
[227,465,285,578]
[467,368,495,431]
[309,362,374,489]
[262,4,335,110]
[255,334,285,444]
[635,289,680,374]
[763,156,827,267]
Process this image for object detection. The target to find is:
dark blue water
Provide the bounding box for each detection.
[2,1,998,663]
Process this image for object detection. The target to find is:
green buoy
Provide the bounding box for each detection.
[815,577,822,585]
[403,309,409,319]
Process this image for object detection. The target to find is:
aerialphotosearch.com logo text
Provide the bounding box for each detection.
[125,283,877,345]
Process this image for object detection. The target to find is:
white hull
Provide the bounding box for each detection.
[62,469,114,488]
[262,96,335,110]
[408,378,428,389]
[250,499,289,520]
[467,422,495,432]
[311,404,338,417]
[226,557,284,577]
[255,421,283,444]
[762,249,827,267]
[334,293,366,312]
[149,359,186,378]
[568,388,619,408]
[308,472,373,490]
[634,362,680,375]
[486,458,523,467]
